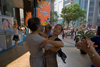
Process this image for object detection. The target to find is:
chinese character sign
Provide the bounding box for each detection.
[37,0,50,26]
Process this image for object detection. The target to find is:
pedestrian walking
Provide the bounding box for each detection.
[62,30,65,39]
[71,29,74,39]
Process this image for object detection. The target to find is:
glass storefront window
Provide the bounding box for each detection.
[1,0,14,17]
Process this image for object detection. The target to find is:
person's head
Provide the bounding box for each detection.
[13,21,18,28]
[2,18,10,29]
[53,24,63,36]
[45,24,52,33]
[28,17,41,32]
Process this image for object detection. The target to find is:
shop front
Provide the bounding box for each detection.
[0,0,24,53]
[0,16,24,53]
[0,0,54,53]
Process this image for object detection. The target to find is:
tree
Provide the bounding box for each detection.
[52,11,59,25]
[80,19,87,25]
[60,3,86,29]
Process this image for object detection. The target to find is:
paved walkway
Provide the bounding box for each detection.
[58,35,92,67]
[0,35,92,67]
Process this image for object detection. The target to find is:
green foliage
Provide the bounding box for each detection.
[52,11,59,24]
[60,3,86,27]
[76,31,95,38]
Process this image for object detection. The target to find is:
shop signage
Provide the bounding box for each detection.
[37,0,51,26]
[0,15,14,34]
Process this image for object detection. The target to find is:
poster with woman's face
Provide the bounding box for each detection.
[0,15,13,34]
[2,18,10,30]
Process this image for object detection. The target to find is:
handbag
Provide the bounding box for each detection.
[57,49,67,63]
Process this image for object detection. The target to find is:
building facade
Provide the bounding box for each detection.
[73,0,99,28]
[73,0,80,4]
[85,0,100,27]
[63,0,72,8]
[95,0,100,26]
[54,0,63,24]
[88,0,99,27]
[54,0,74,25]
[73,0,80,27]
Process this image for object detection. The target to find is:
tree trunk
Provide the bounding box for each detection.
[67,22,69,30]
[52,22,54,26]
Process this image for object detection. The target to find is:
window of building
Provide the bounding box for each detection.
[81,1,85,6]
[64,0,70,5]
[88,18,93,23]
[90,2,94,6]
[89,12,93,16]
[81,6,84,10]
[89,7,94,11]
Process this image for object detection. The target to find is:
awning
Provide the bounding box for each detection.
[63,26,67,29]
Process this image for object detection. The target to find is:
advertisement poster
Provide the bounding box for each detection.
[0,15,14,34]
[37,0,51,26]
[25,12,32,26]
[96,2,100,26]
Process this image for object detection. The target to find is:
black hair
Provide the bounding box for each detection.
[45,24,52,30]
[55,24,63,32]
[28,17,41,31]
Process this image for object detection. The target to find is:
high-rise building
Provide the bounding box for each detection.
[73,0,99,28]
[73,0,80,27]
[52,2,54,10]
[80,0,88,11]
[54,0,63,24]
[87,0,94,26]
[63,0,73,8]
[96,0,100,26]
[54,0,74,24]
[73,0,80,4]
[86,0,100,27]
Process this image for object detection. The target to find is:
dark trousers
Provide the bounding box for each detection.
[62,34,64,39]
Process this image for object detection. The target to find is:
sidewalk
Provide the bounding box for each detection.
[58,35,92,67]
[58,35,75,45]
[0,36,92,67]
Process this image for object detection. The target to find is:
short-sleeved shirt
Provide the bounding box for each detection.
[14,28,19,35]
[47,30,53,36]
[26,34,52,58]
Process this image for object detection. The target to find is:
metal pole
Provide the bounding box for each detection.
[86,0,90,27]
